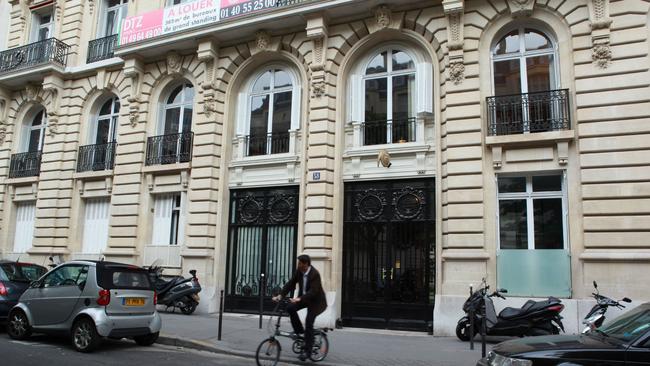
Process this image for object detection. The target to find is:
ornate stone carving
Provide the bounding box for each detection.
[507,0,535,17]
[447,12,463,50]
[592,43,612,68]
[203,93,217,117]
[124,58,144,128]
[255,31,271,51]
[311,79,326,98]
[449,61,465,85]
[375,5,391,29]
[129,110,139,127]
[55,1,63,22]
[25,84,41,101]
[166,52,183,75]
[88,0,95,15]
[0,124,6,145]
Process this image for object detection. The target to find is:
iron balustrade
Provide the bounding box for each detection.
[246,132,290,156]
[0,38,71,74]
[363,117,416,146]
[486,89,571,136]
[76,142,116,172]
[145,132,194,166]
[9,151,42,178]
[87,34,118,64]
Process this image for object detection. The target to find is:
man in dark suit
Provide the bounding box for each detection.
[272,254,327,361]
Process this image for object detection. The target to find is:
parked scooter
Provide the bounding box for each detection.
[147,261,202,315]
[582,281,631,333]
[456,279,565,341]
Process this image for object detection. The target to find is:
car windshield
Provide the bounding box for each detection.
[598,306,650,342]
[0,263,46,282]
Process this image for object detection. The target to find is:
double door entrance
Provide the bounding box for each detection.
[342,179,435,331]
[225,187,298,312]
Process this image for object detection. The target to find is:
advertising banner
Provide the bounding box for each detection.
[120,0,220,45]
[219,0,279,20]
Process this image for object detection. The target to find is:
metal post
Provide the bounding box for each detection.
[218,289,224,341]
[469,285,474,351]
[259,273,265,329]
[481,301,487,358]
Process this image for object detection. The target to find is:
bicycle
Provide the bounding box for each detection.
[255,299,331,366]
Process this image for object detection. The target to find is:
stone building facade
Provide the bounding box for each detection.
[0,0,649,334]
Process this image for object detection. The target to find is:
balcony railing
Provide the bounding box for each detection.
[87,34,118,64]
[363,117,416,146]
[77,142,116,172]
[487,89,571,136]
[246,132,290,156]
[0,38,71,74]
[145,132,194,166]
[9,151,42,178]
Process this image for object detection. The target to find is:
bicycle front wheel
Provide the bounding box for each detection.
[256,337,282,366]
[309,331,329,362]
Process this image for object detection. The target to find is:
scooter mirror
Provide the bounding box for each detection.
[593,281,598,289]
[623,297,632,303]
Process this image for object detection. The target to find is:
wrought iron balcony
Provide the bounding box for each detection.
[246,132,290,156]
[87,34,118,64]
[9,151,42,178]
[363,117,416,146]
[77,142,116,172]
[0,38,71,74]
[486,89,571,136]
[145,132,194,166]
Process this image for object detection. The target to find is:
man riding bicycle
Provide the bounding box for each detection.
[272,254,327,361]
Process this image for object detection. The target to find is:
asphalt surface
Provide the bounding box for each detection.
[0,329,271,366]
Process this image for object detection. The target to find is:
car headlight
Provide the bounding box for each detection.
[487,351,532,366]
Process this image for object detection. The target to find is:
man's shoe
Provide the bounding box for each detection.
[298,352,308,361]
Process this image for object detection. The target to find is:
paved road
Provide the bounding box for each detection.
[0,330,268,366]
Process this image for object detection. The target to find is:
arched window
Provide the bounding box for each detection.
[94,96,119,145]
[490,27,564,135]
[163,82,194,135]
[247,69,294,156]
[77,96,119,172]
[26,108,47,152]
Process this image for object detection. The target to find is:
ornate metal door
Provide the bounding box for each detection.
[342,179,435,330]
[225,187,298,312]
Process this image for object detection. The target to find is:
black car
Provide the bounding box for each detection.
[478,302,650,366]
[0,260,47,321]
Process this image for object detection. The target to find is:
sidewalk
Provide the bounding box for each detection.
[158,312,492,366]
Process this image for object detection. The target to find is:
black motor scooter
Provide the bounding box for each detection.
[456,279,565,341]
[582,281,631,333]
[148,262,202,315]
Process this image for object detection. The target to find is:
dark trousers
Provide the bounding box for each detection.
[286,302,317,353]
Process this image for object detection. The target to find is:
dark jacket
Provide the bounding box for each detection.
[281,266,328,315]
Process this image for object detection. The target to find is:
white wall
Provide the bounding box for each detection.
[0,0,9,51]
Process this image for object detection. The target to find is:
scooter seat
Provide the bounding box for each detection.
[155,276,184,293]
[498,298,561,319]
[499,307,526,319]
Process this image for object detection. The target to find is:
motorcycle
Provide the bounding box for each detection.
[582,281,631,333]
[147,260,202,315]
[456,278,565,341]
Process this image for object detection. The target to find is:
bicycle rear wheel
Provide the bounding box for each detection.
[256,337,282,366]
[309,331,329,362]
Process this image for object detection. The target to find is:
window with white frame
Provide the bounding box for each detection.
[82,198,110,254]
[245,69,295,156]
[348,45,432,147]
[94,96,120,145]
[25,108,47,153]
[163,82,194,135]
[100,0,128,37]
[13,201,36,253]
[152,194,184,246]
[32,11,54,41]
[497,174,566,250]
[152,82,194,164]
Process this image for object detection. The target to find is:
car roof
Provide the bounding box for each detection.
[62,260,145,270]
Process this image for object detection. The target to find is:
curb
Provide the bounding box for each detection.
[157,335,355,366]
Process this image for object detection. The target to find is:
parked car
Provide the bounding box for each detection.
[6,260,161,352]
[0,260,47,322]
[477,302,650,365]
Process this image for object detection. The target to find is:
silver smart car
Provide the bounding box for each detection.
[6,260,161,352]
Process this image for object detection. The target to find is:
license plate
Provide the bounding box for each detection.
[124,298,145,306]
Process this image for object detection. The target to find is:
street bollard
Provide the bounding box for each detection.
[218,289,224,341]
[259,273,265,329]
[469,285,474,351]
[481,301,487,358]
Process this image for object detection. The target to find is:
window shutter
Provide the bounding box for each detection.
[349,74,363,122]
[82,198,110,255]
[291,83,300,130]
[152,195,174,245]
[14,202,36,253]
[177,193,186,246]
[237,92,249,135]
[416,62,433,114]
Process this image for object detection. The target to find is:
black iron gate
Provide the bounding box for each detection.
[225,187,298,313]
[342,179,435,331]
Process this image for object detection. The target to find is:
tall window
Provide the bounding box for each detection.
[247,69,293,156]
[95,96,119,145]
[363,48,416,145]
[152,194,183,246]
[163,82,193,135]
[101,0,128,37]
[32,11,54,41]
[498,174,566,250]
[26,109,47,153]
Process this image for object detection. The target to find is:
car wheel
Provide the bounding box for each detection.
[7,309,32,340]
[134,332,159,346]
[455,319,472,341]
[71,318,102,353]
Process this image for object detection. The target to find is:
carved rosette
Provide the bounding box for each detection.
[449,61,465,85]
[375,6,391,29]
[592,43,612,68]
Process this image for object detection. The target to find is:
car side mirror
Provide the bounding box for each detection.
[623,297,632,303]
